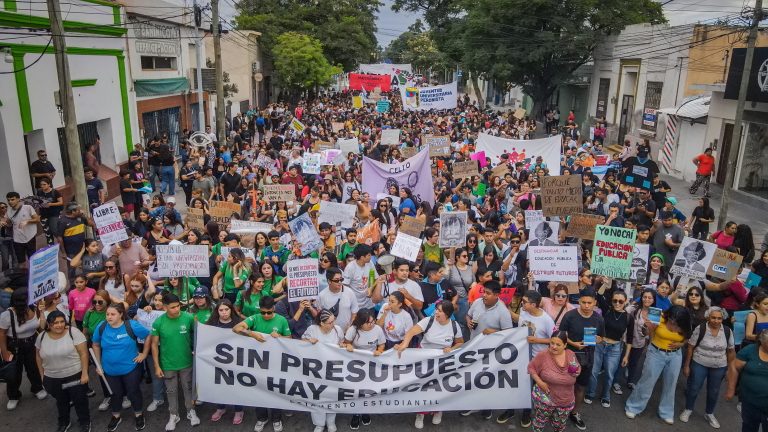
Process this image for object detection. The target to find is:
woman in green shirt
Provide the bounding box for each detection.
[212,248,251,304]
[81,289,109,340]
[162,277,199,310]
[189,286,214,324]
[235,273,269,319]
[259,261,286,298]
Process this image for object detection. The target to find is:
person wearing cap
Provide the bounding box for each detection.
[56,202,93,260]
[662,197,687,225]
[149,196,182,222]
[653,211,684,269]
[188,286,213,323]
[557,289,606,430]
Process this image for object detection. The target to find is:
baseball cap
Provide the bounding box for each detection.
[166,196,176,204]
[665,196,678,206]
[193,286,210,298]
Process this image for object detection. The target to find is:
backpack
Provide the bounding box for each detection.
[693,322,731,349]
[423,315,459,340]
[98,320,139,347]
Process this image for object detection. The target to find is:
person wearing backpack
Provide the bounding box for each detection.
[91,302,151,431]
[395,300,464,429]
[680,306,735,429]
[35,310,90,432]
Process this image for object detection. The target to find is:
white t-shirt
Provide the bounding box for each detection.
[417,317,458,350]
[381,279,424,304]
[343,261,376,309]
[9,204,37,243]
[301,324,344,345]
[377,308,414,342]
[317,288,359,331]
[35,327,87,378]
[104,279,125,302]
[344,325,386,352]
[0,309,39,338]
[519,310,555,356]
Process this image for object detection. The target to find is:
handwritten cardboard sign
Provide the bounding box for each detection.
[209,201,241,230]
[541,175,583,217]
[399,216,425,238]
[706,249,743,281]
[424,135,451,158]
[263,184,296,202]
[566,213,605,240]
[453,160,479,180]
[401,146,418,159]
[186,208,205,230]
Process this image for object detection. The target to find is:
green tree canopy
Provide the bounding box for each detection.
[272,32,342,97]
[383,20,449,73]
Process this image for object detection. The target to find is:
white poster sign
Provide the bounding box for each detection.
[528,245,579,282]
[401,82,458,111]
[475,133,562,184]
[524,210,545,228]
[92,202,128,245]
[302,153,322,175]
[381,129,401,146]
[229,219,273,234]
[195,324,532,413]
[338,138,360,155]
[391,232,422,262]
[669,237,718,280]
[439,211,467,248]
[28,244,60,305]
[318,201,357,229]
[156,245,210,278]
[286,258,319,302]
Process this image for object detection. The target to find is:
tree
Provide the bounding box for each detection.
[384,20,449,73]
[393,0,665,114]
[272,32,342,100]
[206,58,239,98]
[236,0,380,71]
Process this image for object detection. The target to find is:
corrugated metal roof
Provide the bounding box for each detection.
[658,95,710,119]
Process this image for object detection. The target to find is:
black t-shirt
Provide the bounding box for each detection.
[627,197,656,227]
[692,206,715,229]
[270,135,284,152]
[36,189,62,218]
[157,144,174,166]
[30,160,56,187]
[558,309,605,352]
[651,180,671,208]
[85,178,103,206]
[119,178,134,205]
[419,281,457,313]
[220,172,241,196]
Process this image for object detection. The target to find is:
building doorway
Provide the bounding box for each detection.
[618,95,634,145]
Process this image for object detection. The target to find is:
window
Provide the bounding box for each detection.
[595,78,610,120]
[641,81,663,132]
[141,56,177,70]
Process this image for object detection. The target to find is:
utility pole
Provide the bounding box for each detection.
[718,0,764,230]
[46,0,88,208]
[211,0,226,145]
[193,0,205,132]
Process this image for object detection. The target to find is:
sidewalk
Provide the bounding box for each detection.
[660,174,767,250]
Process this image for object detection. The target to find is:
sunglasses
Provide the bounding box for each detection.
[331,278,344,283]
[688,293,701,297]
[459,254,468,258]
[321,258,330,263]
[260,310,275,316]
[612,299,625,304]
[510,240,521,244]
[105,265,115,269]
[92,300,106,305]
[554,294,568,298]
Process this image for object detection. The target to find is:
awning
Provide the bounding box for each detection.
[658,95,710,120]
[134,77,189,97]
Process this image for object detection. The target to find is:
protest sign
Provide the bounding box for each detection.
[321,149,342,165]
[565,213,605,240]
[302,153,322,175]
[263,184,296,202]
[401,146,418,158]
[357,221,381,246]
[136,309,165,339]
[707,249,743,281]
[540,175,583,217]
[630,244,651,283]
[453,160,479,180]
[362,148,434,205]
[499,288,517,305]
[620,164,653,191]
[290,117,306,133]
[527,245,578,282]
[524,210,545,228]
[92,202,128,245]
[156,245,210,278]
[256,154,276,169]
[196,324,531,412]
[391,232,422,262]
[476,134,561,180]
[491,163,509,178]
[187,208,206,230]
[470,151,487,168]
[220,246,256,261]
[337,138,360,155]
[669,237,717,280]
[289,213,323,256]
[439,211,468,248]
[381,129,401,145]
[592,226,637,279]
[313,141,334,152]
[28,244,60,305]
[331,122,345,132]
[287,259,319,302]
[209,200,242,230]
[528,220,560,246]
[349,73,392,92]
[513,108,526,120]
[352,96,363,108]
[375,193,401,209]
[318,201,357,229]
[376,100,391,113]
[229,219,273,234]
[401,82,458,111]
[399,216,425,238]
[424,135,451,158]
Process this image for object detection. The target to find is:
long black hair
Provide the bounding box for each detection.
[663,305,693,339]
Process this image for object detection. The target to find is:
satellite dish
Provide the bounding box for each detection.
[188,131,212,148]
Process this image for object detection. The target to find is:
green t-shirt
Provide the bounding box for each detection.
[82,309,106,338]
[338,242,358,262]
[163,277,200,307]
[219,261,252,293]
[193,307,212,324]
[151,312,195,371]
[244,314,291,336]
[737,343,768,409]
[422,242,444,265]
[212,243,223,257]
[262,276,283,296]
[236,290,267,318]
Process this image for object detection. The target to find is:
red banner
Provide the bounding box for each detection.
[348,73,391,92]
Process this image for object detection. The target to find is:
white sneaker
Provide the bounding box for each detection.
[35,389,48,400]
[679,409,692,423]
[98,397,111,412]
[254,420,267,432]
[625,411,636,419]
[6,399,19,410]
[612,383,623,395]
[273,420,283,432]
[122,397,131,409]
[432,412,443,425]
[313,427,324,432]
[663,418,674,425]
[165,415,180,431]
[187,409,201,426]
[415,414,425,429]
[705,414,721,429]
[146,400,164,412]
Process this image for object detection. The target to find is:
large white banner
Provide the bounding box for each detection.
[401,82,458,111]
[475,133,562,180]
[195,324,531,413]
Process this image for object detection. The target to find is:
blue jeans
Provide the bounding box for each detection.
[145,355,165,402]
[455,297,470,341]
[587,341,622,401]
[742,402,768,432]
[625,345,682,420]
[149,165,162,191]
[685,360,726,414]
[160,165,175,195]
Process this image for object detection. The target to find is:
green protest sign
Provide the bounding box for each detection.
[591,225,636,279]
